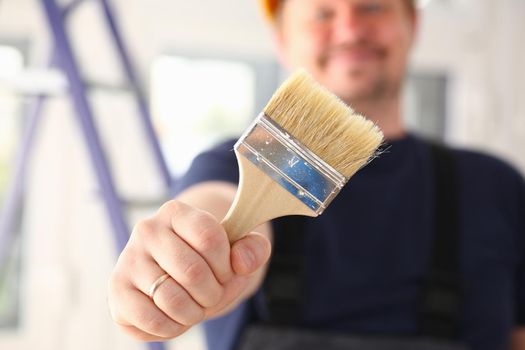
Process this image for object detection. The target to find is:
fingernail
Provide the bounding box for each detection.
[239,247,255,271]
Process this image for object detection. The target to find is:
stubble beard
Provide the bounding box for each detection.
[328,67,401,109]
[317,42,401,105]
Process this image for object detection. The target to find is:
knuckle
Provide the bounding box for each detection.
[160,200,185,217]
[143,312,168,335]
[133,219,156,240]
[207,286,224,307]
[165,290,186,310]
[166,292,204,325]
[195,225,223,255]
[182,260,208,286]
[117,246,140,269]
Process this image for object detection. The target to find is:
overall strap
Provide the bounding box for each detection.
[419,142,462,339]
[261,215,306,325]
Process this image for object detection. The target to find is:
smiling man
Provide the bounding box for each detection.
[108,1,525,350]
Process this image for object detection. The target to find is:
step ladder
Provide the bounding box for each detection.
[0,1,172,349]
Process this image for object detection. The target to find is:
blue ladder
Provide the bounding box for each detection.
[0,1,171,349]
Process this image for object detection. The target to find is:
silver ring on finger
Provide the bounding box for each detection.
[148,273,170,299]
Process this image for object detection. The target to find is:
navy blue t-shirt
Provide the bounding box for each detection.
[173,134,525,350]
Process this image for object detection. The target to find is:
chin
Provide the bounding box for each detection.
[327,83,377,104]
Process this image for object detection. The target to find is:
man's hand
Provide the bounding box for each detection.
[107,195,271,341]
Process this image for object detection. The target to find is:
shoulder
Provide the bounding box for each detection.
[412,135,524,186]
[452,147,525,217]
[412,136,525,212]
[437,142,525,223]
[452,147,524,186]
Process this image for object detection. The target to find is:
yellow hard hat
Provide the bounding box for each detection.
[259,0,281,22]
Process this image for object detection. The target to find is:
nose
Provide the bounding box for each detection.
[333,7,370,44]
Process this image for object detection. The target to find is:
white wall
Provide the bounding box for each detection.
[0,1,524,350]
[411,0,525,170]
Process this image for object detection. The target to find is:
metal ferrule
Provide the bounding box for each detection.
[235,113,347,215]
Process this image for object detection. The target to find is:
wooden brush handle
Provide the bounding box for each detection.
[221,151,316,243]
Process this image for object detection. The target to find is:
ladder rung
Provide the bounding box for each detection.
[62,0,91,17]
[122,197,168,209]
[85,81,134,93]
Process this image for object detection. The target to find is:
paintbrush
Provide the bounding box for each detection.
[221,69,383,242]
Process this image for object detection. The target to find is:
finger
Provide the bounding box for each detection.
[116,323,181,342]
[231,232,272,276]
[147,227,224,308]
[110,284,185,339]
[122,252,205,326]
[152,276,205,326]
[161,201,233,283]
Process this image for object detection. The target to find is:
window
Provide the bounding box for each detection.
[404,71,449,141]
[150,53,279,178]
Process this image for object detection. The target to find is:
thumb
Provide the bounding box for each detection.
[230,232,271,276]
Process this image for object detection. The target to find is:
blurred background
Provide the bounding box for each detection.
[0,0,524,349]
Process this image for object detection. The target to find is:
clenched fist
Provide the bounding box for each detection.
[108,184,272,342]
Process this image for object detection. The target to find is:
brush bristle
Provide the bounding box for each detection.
[263,69,384,178]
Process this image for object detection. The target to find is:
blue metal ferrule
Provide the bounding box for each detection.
[235,113,347,215]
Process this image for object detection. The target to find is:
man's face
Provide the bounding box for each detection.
[276,0,417,104]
